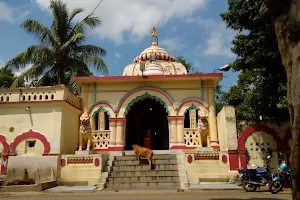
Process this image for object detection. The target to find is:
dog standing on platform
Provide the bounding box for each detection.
[132,144,153,170]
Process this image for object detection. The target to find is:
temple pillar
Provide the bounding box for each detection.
[168,117,177,148]
[99,109,105,130]
[115,118,126,151]
[108,118,117,150]
[208,87,219,149]
[176,117,185,149]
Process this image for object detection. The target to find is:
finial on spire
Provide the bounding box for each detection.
[151,26,158,45]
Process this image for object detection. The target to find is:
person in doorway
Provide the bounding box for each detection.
[144,130,152,149]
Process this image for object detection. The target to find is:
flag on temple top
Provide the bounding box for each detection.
[151,26,158,38]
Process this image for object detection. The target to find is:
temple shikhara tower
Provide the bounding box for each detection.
[0,27,248,190]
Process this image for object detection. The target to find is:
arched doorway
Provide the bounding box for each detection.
[125,98,169,150]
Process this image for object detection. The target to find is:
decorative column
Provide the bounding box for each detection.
[176,116,185,149]
[189,109,197,128]
[208,87,219,149]
[99,109,105,130]
[108,118,117,150]
[168,117,177,149]
[115,118,126,151]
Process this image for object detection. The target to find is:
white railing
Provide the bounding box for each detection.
[184,128,201,147]
[92,130,110,149]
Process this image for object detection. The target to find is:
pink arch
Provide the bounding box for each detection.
[10,129,51,155]
[0,135,9,154]
[238,124,283,151]
[177,98,209,111]
[116,87,175,112]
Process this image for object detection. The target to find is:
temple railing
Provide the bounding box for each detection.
[184,128,201,147]
[0,85,81,109]
[92,130,110,149]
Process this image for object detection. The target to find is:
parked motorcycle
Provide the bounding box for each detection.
[238,155,273,192]
[269,152,292,194]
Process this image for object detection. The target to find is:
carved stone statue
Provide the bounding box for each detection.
[198,108,209,130]
[79,109,94,151]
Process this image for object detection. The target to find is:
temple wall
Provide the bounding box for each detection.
[83,80,216,113]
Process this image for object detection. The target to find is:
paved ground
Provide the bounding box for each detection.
[0,190,292,200]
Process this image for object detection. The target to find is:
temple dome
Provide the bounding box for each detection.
[122,42,188,76]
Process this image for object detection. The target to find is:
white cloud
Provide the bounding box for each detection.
[185,16,236,57]
[160,37,186,52]
[0,2,14,22]
[0,2,31,23]
[115,52,121,58]
[34,0,208,44]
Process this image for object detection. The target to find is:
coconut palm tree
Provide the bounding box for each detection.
[4,0,107,93]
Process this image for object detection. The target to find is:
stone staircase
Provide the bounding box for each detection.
[105,151,187,189]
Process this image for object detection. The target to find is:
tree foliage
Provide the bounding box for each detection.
[0,68,17,88]
[4,0,107,94]
[176,56,193,73]
[220,0,289,123]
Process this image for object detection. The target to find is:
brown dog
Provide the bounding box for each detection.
[132,144,153,170]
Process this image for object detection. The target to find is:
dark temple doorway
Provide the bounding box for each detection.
[125,98,169,150]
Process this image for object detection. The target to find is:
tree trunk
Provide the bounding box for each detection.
[273,1,300,199]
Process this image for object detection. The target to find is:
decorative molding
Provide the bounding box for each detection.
[10,129,51,155]
[187,155,193,164]
[178,96,209,110]
[194,153,219,161]
[88,100,116,116]
[67,157,93,164]
[91,106,111,117]
[123,92,170,117]
[116,86,176,113]
[60,159,66,167]
[94,158,100,167]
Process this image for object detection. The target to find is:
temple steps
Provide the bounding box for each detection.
[106,153,181,189]
[112,164,178,171]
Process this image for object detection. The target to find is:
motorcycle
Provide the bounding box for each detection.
[238,155,273,192]
[269,152,292,194]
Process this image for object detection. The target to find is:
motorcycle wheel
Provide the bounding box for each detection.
[269,180,283,194]
[242,177,257,192]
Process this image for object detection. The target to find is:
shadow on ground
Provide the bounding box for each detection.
[210,198,287,200]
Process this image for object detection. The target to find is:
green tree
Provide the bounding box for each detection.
[4,0,107,94]
[215,85,226,114]
[220,0,289,124]
[176,56,193,73]
[0,68,16,88]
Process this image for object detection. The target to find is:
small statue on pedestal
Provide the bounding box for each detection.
[78,109,94,151]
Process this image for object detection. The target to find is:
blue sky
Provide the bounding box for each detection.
[0,0,239,91]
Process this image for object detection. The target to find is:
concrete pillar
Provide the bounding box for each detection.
[208,87,219,149]
[115,118,126,151]
[99,109,105,130]
[176,117,185,148]
[168,117,177,148]
[108,118,117,149]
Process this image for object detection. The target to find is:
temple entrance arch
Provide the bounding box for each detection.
[125,97,169,150]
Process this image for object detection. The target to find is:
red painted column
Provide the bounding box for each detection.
[239,149,247,169]
[228,150,239,170]
[0,155,8,175]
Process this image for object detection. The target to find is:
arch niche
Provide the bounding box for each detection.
[124,94,170,150]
